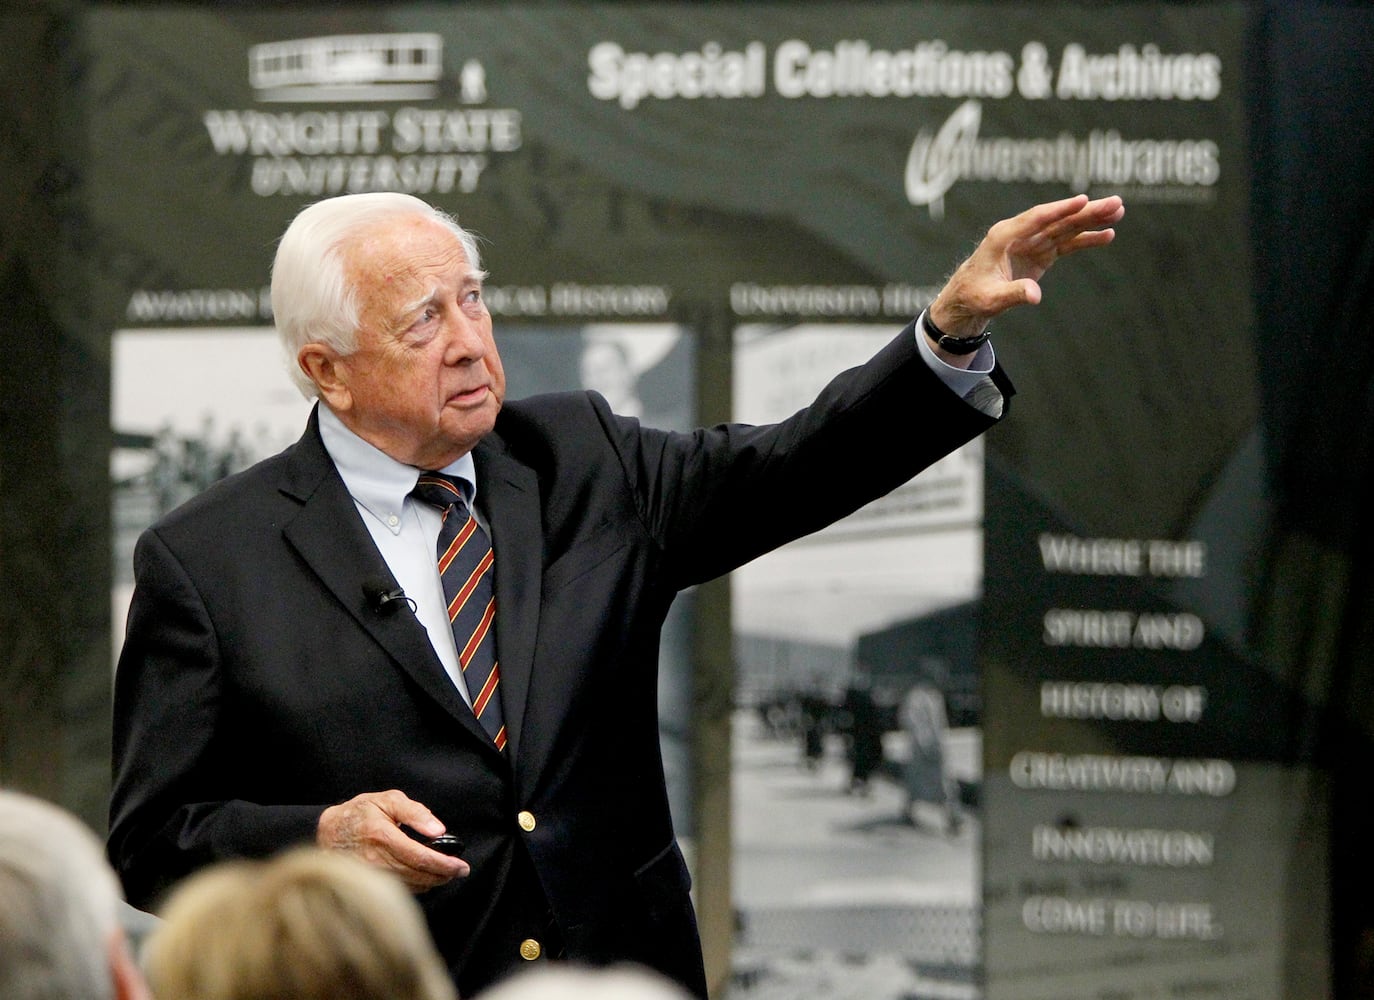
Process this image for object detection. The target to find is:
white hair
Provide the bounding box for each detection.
[270,192,485,399]
[0,789,126,1000]
[474,964,695,1000]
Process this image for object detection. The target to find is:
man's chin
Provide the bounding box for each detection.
[439,405,499,455]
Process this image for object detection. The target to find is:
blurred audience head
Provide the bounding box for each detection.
[142,846,455,1000]
[475,963,695,1000]
[0,788,150,1000]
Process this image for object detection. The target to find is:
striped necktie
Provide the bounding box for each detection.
[411,473,506,751]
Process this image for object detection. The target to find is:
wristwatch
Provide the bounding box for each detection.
[922,310,991,355]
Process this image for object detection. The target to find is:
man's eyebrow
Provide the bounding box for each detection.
[401,284,441,316]
[401,271,482,315]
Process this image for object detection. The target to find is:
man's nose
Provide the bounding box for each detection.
[443,314,487,364]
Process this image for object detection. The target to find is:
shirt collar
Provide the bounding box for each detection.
[317,405,478,534]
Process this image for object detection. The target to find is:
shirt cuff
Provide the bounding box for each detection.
[914,310,997,400]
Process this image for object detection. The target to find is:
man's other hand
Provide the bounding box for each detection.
[317,789,469,891]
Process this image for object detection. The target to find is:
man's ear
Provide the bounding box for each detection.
[107,930,151,1000]
[298,344,353,412]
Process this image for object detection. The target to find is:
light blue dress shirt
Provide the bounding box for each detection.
[318,406,479,705]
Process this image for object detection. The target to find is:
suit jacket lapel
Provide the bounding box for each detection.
[473,438,542,764]
[278,412,503,758]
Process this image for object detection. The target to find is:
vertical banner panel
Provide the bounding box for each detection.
[968,5,1326,1000]
[731,323,985,998]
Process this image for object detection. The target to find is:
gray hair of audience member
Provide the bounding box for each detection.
[475,964,696,1000]
[0,788,141,1000]
[270,191,487,399]
[141,846,456,1000]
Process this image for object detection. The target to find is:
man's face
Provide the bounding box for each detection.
[305,214,506,469]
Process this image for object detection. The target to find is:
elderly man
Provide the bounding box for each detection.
[109,191,1122,998]
[0,789,151,1000]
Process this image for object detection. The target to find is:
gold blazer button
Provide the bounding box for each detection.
[519,938,542,961]
[517,810,536,832]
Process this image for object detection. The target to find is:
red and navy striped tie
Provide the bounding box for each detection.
[412,473,506,751]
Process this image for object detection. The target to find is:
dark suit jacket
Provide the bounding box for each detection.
[108,323,1010,997]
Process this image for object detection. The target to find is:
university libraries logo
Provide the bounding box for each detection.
[905,99,1220,219]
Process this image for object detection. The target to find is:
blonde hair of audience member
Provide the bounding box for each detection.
[142,847,456,1000]
[0,788,150,1000]
[475,964,694,1000]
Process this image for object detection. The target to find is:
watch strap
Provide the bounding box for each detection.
[922,310,991,355]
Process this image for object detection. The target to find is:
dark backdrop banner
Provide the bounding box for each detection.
[82,3,1326,997]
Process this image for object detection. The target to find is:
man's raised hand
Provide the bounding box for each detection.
[929,194,1125,340]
